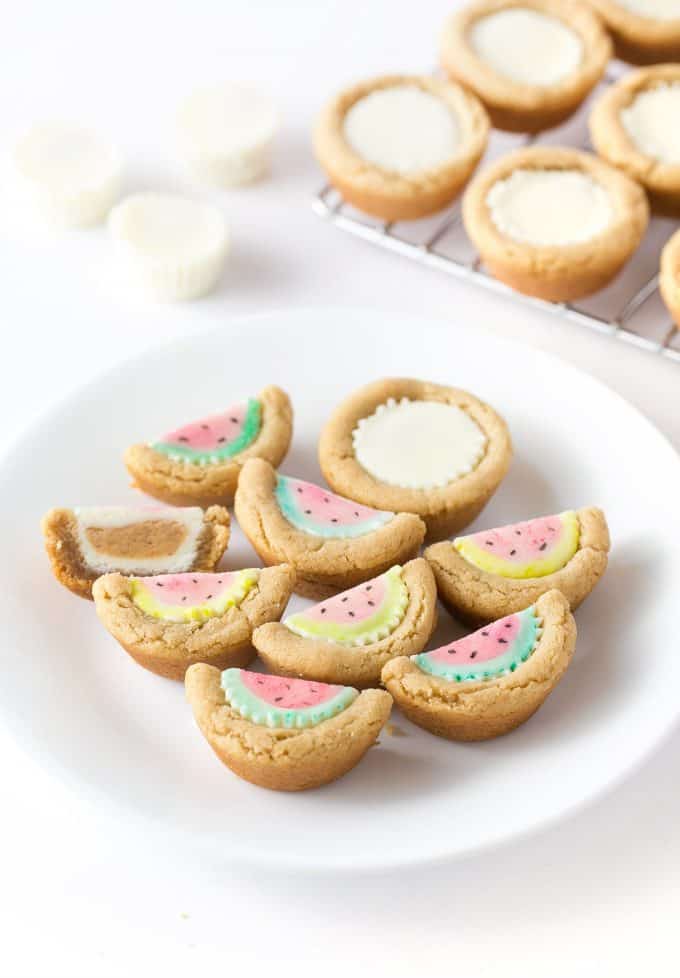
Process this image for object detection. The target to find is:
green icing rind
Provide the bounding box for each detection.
[284,566,408,647]
[220,669,358,729]
[151,398,262,465]
[414,607,542,682]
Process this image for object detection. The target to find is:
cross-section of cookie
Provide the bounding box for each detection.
[382,589,576,741]
[318,378,512,543]
[124,385,293,507]
[92,564,295,680]
[425,507,609,625]
[234,458,426,599]
[41,504,230,600]
[252,559,437,688]
[185,665,392,791]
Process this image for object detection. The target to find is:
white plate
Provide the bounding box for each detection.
[2,307,679,873]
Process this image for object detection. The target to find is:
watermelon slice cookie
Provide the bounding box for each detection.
[186,663,392,791]
[383,589,576,741]
[124,385,293,507]
[252,558,438,688]
[318,377,512,542]
[92,563,296,680]
[235,458,426,598]
[41,504,231,600]
[425,506,610,625]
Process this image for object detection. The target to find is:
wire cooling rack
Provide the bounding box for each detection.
[312,70,680,365]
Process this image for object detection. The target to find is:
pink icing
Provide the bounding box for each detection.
[302,575,387,624]
[285,477,391,525]
[240,671,345,709]
[427,613,521,665]
[463,514,566,562]
[160,403,248,450]
[135,571,239,606]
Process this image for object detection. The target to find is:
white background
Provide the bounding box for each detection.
[1,1,679,975]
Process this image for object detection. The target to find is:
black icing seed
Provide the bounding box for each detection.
[470,651,478,659]
[201,424,209,430]
[481,630,489,636]
[485,540,494,546]
[217,437,226,443]
[348,611,355,617]
[320,608,326,614]
[354,512,360,517]
[297,487,303,493]
[331,518,338,523]
[366,585,372,591]
[515,530,521,535]
[274,697,283,702]
[505,622,512,628]
[182,596,186,601]
[510,549,516,556]
[304,509,312,514]
[285,684,290,689]
[341,596,348,602]
[447,649,455,655]
[498,638,508,644]
[207,594,213,600]
[257,678,263,684]
[230,417,238,423]
[539,542,547,551]
[324,498,329,503]
[178,436,189,442]
[368,600,375,606]
[156,582,164,587]
[192,579,198,584]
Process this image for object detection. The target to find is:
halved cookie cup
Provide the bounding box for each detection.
[92,564,295,680]
[234,458,426,599]
[585,1,680,65]
[382,589,575,741]
[463,146,649,302]
[185,664,392,791]
[590,65,680,217]
[425,506,609,625]
[318,378,512,543]
[660,228,680,327]
[124,385,293,508]
[313,74,489,221]
[41,505,230,600]
[252,558,437,688]
[440,0,611,133]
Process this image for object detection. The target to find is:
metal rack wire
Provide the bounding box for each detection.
[312,72,680,365]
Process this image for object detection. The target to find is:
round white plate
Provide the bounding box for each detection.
[2,307,679,872]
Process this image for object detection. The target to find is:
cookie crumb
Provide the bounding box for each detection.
[386,722,407,737]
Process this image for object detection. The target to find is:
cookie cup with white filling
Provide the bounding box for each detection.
[463,146,649,302]
[660,228,680,327]
[318,378,512,542]
[93,564,295,680]
[382,589,576,741]
[185,664,392,791]
[590,65,680,217]
[314,74,489,221]
[585,0,680,65]
[440,0,611,133]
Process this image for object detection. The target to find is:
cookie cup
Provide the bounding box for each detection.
[313,74,489,221]
[425,506,609,626]
[235,458,426,599]
[590,65,680,217]
[92,564,295,680]
[41,505,231,601]
[585,0,680,64]
[125,385,293,508]
[660,228,680,328]
[252,558,437,688]
[463,146,649,302]
[440,0,611,133]
[318,378,512,542]
[382,589,576,741]
[185,663,392,791]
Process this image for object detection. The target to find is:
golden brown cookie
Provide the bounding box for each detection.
[660,227,680,326]
[41,504,230,600]
[463,146,649,302]
[252,558,437,688]
[585,0,680,64]
[234,458,426,599]
[425,506,609,625]
[124,385,292,507]
[93,564,295,680]
[318,378,512,543]
[382,589,575,741]
[590,65,680,217]
[440,0,611,133]
[313,74,489,220]
[185,663,392,791]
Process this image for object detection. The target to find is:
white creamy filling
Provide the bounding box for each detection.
[486,168,613,246]
[342,85,460,174]
[178,84,277,155]
[109,193,228,261]
[15,122,119,192]
[621,84,680,165]
[74,505,205,575]
[617,0,680,20]
[352,398,487,490]
[469,8,583,86]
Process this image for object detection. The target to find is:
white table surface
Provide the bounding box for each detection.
[2,2,679,975]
